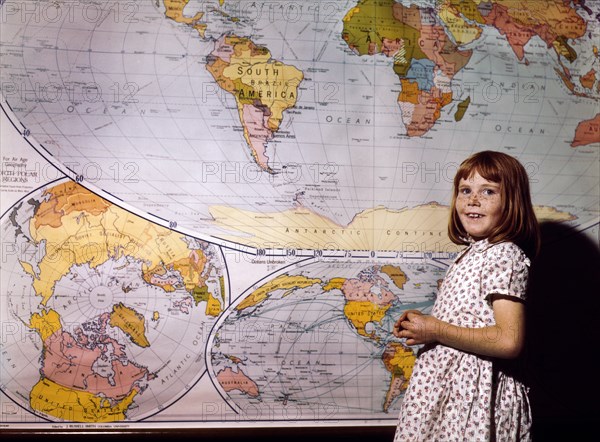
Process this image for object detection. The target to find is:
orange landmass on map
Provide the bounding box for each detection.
[323,277,346,292]
[109,303,151,348]
[343,301,391,339]
[571,114,600,147]
[399,79,420,104]
[400,80,453,137]
[580,68,597,90]
[483,1,586,61]
[381,265,408,289]
[217,367,259,397]
[33,181,111,229]
[382,342,416,412]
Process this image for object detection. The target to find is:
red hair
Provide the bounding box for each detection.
[448,151,540,258]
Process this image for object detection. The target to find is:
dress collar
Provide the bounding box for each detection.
[462,236,493,253]
[452,237,491,263]
[470,237,492,253]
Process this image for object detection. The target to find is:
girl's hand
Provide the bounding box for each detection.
[393,309,420,337]
[393,297,526,359]
[393,310,439,346]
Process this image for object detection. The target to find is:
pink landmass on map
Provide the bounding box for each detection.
[42,327,149,400]
[419,24,471,77]
[341,279,395,306]
[217,366,260,397]
[147,274,180,288]
[241,103,274,168]
[173,296,194,314]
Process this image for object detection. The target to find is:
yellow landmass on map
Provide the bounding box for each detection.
[344,301,391,338]
[206,35,304,170]
[210,203,452,251]
[236,274,322,311]
[438,3,483,45]
[29,309,62,342]
[210,203,576,251]
[223,40,303,131]
[109,303,150,348]
[163,0,207,37]
[381,265,408,289]
[206,292,223,317]
[323,278,346,292]
[343,7,361,23]
[29,182,216,308]
[30,377,137,422]
[382,342,416,411]
[535,205,578,221]
[385,342,416,379]
[19,260,36,279]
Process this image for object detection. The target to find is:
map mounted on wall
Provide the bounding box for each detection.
[0,0,598,428]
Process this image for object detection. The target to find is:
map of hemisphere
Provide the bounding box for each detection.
[209,258,446,419]
[1,181,226,421]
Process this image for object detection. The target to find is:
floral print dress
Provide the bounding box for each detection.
[394,239,532,441]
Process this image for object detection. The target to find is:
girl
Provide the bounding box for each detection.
[393,151,540,441]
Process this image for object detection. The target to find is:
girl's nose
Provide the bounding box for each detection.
[468,192,480,205]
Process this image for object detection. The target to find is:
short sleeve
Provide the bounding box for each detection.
[481,242,531,301]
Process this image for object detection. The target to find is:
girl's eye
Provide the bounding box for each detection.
[482,189,496,196]
[459,188,471,194]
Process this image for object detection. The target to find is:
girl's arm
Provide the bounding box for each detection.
[393,296,525,359]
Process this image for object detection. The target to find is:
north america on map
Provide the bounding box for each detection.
[1,181,226,421]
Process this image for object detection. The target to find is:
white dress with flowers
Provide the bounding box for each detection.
[394,239,532,441]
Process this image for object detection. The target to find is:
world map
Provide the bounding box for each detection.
[0,0,598,427]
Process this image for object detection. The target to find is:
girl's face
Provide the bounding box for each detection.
[456,171,503,241]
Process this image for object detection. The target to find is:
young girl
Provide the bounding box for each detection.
[393,151,540,441]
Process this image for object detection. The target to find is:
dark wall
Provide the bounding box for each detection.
[527,222,600,440]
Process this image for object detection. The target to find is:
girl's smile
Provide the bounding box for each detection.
[456,171,503,240]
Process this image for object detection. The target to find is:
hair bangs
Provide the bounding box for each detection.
[454,152,503,186]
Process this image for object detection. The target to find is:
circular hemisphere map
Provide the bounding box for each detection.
[209,257,446,420]
[0,0,599,424]
[1,180,226,422]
